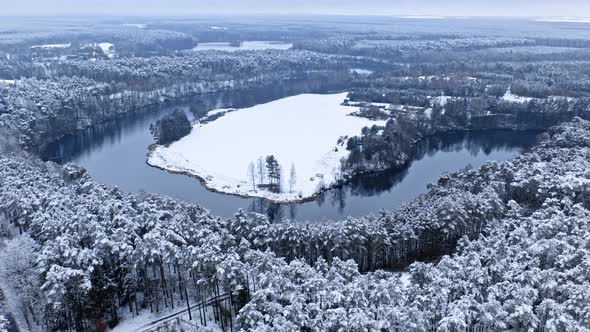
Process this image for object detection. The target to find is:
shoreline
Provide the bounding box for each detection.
[143,91,379,205]
[145,127,543,205]
[145,144,327,204]
[39,78,349,160]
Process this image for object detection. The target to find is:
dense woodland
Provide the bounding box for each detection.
[1,16,590,331]
[342,92,590,176]
[2,117,590,331]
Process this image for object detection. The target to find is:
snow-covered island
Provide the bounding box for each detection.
[147,92,386,203]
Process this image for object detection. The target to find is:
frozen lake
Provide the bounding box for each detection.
[44,85,539,222]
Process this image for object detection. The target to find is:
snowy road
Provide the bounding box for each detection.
[130,294,231,332]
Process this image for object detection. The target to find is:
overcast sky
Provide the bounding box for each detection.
[2,0,589,17]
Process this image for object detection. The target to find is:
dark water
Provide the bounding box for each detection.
[45,86,539,222]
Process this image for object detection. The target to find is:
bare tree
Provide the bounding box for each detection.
[247,162,257,191]
[257,157,266,185]
[332,167,342,183]
[317,177,326,192]
[289,163,297,193]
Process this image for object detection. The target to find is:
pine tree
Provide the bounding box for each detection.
[265,155,282,193]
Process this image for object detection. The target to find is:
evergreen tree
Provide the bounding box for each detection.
[265,155,282,193]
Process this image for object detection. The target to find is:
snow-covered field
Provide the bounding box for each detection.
[30,43,71,49]
[503,88,533,103]
[193,41,293,52]
[82,42,116,59]
[148,93,386,202]
[123,23,147,29]
[97,42,115,59]
[432,95,453,106]
[349,68,374,75]
[536,17,590,23]
[399,16,445,19]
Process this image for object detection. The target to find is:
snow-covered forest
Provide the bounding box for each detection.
[2,116,590,331]
[1,14,590,331]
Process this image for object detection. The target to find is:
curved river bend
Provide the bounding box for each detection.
[45,85,539,221]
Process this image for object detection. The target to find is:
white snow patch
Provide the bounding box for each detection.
[123,23,147,29]
[536,17,590,23]
[112,308,221,332]
[210,26,228,30]
[0,79,15,85]
[418,75,437,81]
[550,95,575,102]
[432,95,453,106]
[98,42,115,59]
[350,68,374,75]
[110,310,158,332]
[148,93,386,202]
[399,272,412,288]
[193,41,293,52]
[31,43,71,49]
[388,104,405,111]
[503,88,533,103]
[399,16,445,19]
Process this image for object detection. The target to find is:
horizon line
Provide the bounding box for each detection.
[1,13,588,19]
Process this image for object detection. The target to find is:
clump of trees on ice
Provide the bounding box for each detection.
[247,155,292,194]
[150,109,192,145]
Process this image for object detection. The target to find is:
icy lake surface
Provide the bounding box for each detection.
[44,87,540,222]
[148,93,385,202]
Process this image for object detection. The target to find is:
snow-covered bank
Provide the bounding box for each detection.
[148,93,386,203]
